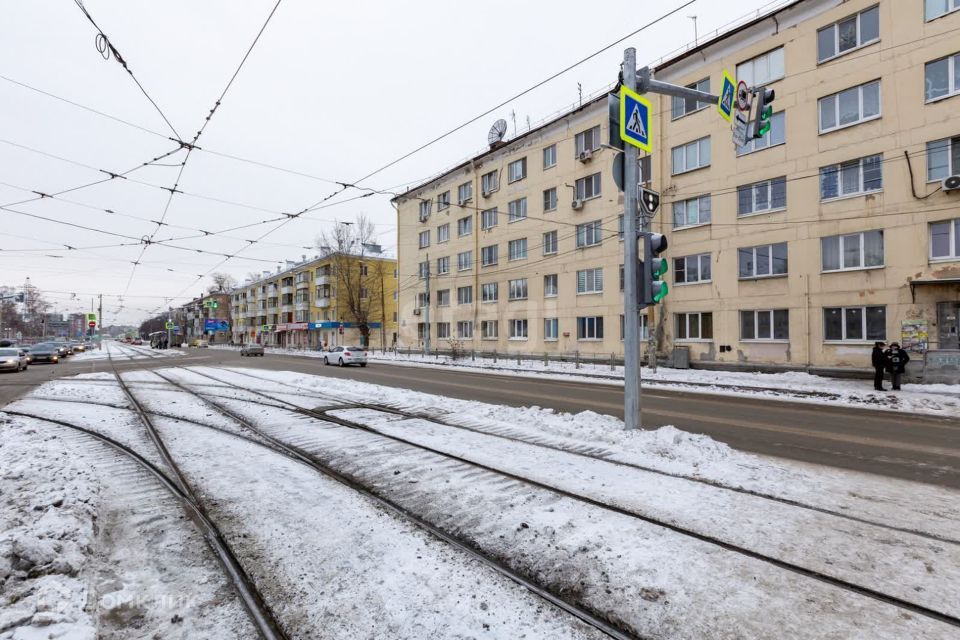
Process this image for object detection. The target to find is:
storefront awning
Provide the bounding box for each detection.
[909,278,960,301]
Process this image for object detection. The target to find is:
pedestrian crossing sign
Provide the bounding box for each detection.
[718,70,735,122]
[619,86,652,152]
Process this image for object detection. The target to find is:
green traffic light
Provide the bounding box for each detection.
[652,282,668,303]
[654,259,668,278]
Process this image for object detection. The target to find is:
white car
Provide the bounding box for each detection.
[0,348,28,372]
[322,345,368,367]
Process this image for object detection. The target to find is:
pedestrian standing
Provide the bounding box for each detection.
[871,341,887,391]
[884,342,910,391]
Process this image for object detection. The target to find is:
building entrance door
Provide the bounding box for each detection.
[938,302,960,349]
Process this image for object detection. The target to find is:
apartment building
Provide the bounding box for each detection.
[173,293,232,343]
[229,250,399,349]
[395,0,960,370]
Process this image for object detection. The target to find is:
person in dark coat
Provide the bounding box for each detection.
[871,341,887,391]
[884,342,910,391]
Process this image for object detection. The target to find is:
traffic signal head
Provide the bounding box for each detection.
[753,88,775,139]
[641,233,669,306]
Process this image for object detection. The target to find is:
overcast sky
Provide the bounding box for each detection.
[1,0,775,325]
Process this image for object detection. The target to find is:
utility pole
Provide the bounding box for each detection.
[622,47,642,431]
[97,294,103,349]
[167,306,172,350]
[424,253,431,355]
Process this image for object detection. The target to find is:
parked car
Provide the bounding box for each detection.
[132,339,143,346]
[196,340,209,348]
[240,344,264,357]
[0,348,28,372]
[322,345,368,367]
[28,343,61,364]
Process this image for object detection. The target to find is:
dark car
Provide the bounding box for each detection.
[29,343,62,364]
[53,342,74,356]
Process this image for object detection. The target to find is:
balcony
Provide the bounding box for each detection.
[295,279,310,289]
[281,304,293,313]
[295,300,310,311]
[267,306,278,314]
[280,285,294,295]
[315,298,331,309]
[315,275,331,286]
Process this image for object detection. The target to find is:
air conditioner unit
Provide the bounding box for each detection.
[412,308,422,315]
[943,175,960,192]
[482,189,493,198]
[457,197,471,206]
[571,198,584,210]
[578,149,593,163]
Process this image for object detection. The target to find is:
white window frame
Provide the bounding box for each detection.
[736,47,785,87]
[543,144,557,169]
[544,317,559,341]
[507,157,527,183]
[820,230,885,272]
[619,314,650,341]
[416,292,429,308]
[737,111,785,155]
[481,170,499,195]
[508,278,528,301]
[674,254,712,285]
[738,177,787,217]
[926,0,960,21]
[418,199,432,221]
[481,282,499,303]
[575,126,601,155]
[818,81,881,133]
[543,187,558,212]
[926,136,960,182]
[508,238,528,261]
[543,274,558,298]
[819,154,883,200]
[675,312,714,341]
[576,316,604,341]
[418,230,430,249]
[457,320,473,339]
[576,268,603,295]
[740,309,790,341]
[925,53,960,103]
[930,218,960,261]
[823,306,886,342]
[671,137,711,175]
[738,243,788,279]
[508,198,528,223]
[672,195,712,229]
[817,5,880,64]
[436,322,451,339]
[457,250,472,272]
[457,286,473,305]
[437,223,450,244]
[671,78,711,120]
[436,256,450,275]
[509,319,528,340]
[437,191,450,211]
[418,261,428,279]
[481,244,498,267]
[481,320,498,339]
[457,182,473,204]
[481,208,498,230]
[575,220,603,248]
[543,230,558,255]
[436,289,450,307]
[457,216,472,237]
[574,173,602,200]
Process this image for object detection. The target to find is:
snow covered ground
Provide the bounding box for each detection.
[3,367,959,639]
[69,341,183,362]
[209,345,960,418]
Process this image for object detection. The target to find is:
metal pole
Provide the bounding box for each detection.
[623,47,642,431]
[424,253,431,355]
[97,294,103,349]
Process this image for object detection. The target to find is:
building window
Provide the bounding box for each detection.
[416,292,429,308]
[741,309,790,341]
[481,170,499,195]
[457,181,472,204]
[419,200,432,221]
[393,311,398,322]
[674,254,712,284]
[543,230,558,255]
[821,230,884,271]
[676,312,713,340]
[544,317,559,341]
[575,126,601,155]
[576,268,603,294]
[417,323,430,341]
[672,137,711,174]
[925,53,960,102]
[457,216,472,237]
[819,81,880,133]
[509,319,528,339]
[543,274,558,297]
[457,321,473,339]
[927,136,960,181]
[507,158,527,183]
[672,195,712,228]
[736,47,785,86]
[671,77,711,119]
[817,5,879,63]
[481,320,498,339]
[457,286,473,305]
[457,250,472,271]
[619,314,650,340]
[437,223,450,243]
[508,198,527,222]
[418,261,428,279]
[820,154,883,199]
[930,219,960,260]
[738,177,787,216]
[577,316,604,340]
[737,112,785,155]
[436,289,450,306]
[481,282,498,303]
[481,244,498,267]
[739,243,788,278]
[574,173,602,200]
[575,220,603,248]
[481,207,498,230]
[543,144,557,169]
[926,0,960,21]
[437,322,451,339]
[508,238,528,261]
[543,187,558,212]
[508,278,528,300]
[436,256,450,275]
[824,306,886,341]
[639,155,653,187]
[418,230,430,249]
[437,191,451,211]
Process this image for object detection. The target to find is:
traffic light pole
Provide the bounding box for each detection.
[622,48,642,432]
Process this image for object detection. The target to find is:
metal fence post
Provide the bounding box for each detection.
[575,350,580,369]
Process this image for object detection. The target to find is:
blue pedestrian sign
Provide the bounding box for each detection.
[718,70,736,123]
[619,86,652,152]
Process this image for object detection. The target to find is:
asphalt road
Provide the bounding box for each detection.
[2,347,958,489]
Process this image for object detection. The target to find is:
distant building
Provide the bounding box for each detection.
[172,293,232,343]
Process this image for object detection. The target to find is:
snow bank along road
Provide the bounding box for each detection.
[2,358,959,637]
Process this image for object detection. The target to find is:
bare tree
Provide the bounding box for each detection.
[208,272,238,293]
[316,216,387,347]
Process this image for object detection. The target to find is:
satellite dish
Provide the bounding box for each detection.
[487,119,508,145]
